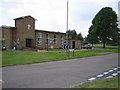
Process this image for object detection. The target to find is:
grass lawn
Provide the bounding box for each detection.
[2,48,118,66]
[77,77,119,88]
[45,49,65,51]
[92,44,119,49]
[2,50,96,66]
[0,51,2,65]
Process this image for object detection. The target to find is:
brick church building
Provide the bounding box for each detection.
[0,15,82,50]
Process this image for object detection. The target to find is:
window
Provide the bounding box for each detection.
[2,39,5,48]
[37,32,42,45]
[78,41,81,45]
[61,36,64,45]
[53,34,57,44]
[46,34,50,45]
[27,24,31,30]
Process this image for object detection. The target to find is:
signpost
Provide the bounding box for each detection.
[63,41,67,47]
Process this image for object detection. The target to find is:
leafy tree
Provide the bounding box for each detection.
[87,25,99,46]
[106,27,119,46]
[67,29,77,39]
[91,7,119,48]
[77,32,83,41]
[67,29,84,40]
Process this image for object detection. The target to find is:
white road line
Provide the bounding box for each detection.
[97,74,104,78]
[106,76,113,79]
[112,73,118,76]
[113,68,118,70]
[0,80,5,83]
[103,72,109,75]
[109,70,113,72]
[88,77,96,81]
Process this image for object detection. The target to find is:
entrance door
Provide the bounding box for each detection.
[72,41,75,49]
[26,39,32,48]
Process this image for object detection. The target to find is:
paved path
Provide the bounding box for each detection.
[2,53,118,88]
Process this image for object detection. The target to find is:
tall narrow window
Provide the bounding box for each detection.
[54,34,57,44]
[46,34,50,45]
[61,36,64,45]
[37,32,42,45]
[27,24,31,30]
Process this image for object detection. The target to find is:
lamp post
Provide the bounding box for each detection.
[66,0,69,56]
[118,1,120,29]
[118,1,120,46]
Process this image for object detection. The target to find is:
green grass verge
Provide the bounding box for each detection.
[77,77,119,88]
[92,44,119,49]
[0,51,2,65]
[2,48,118,66]
[45,49,65,51]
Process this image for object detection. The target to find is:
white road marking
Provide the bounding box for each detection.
[0,80,5,83]
[88,77,96,81]
[109,70,113,72]
[106,76,113,79]
[103,72,109,75]
[97,74,104,78]
[87,67,119,82]
[113,68,118,70]
[112,73,118,76]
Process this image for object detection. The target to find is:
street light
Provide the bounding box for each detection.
[66,0,69,56]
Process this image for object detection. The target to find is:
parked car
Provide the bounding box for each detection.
[82,44,92,49]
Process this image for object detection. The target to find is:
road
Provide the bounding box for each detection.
[2,53,118,88]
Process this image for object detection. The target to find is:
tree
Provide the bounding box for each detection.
[92,7,119,48]
[77,32,83,41]
[87,25,99,46]
[67,29,77,39]
[67,29,84,40]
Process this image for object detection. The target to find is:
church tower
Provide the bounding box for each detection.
[14,15,36,49]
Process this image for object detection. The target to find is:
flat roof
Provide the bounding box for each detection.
[0,25,16,29]
[0,26,66,34]
[35,29,66,34]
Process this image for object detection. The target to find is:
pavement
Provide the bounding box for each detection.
[2,53,119,88]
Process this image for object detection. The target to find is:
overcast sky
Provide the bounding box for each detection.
[0,0,119,37]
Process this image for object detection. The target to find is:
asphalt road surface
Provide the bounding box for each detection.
[2,53,118,88]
